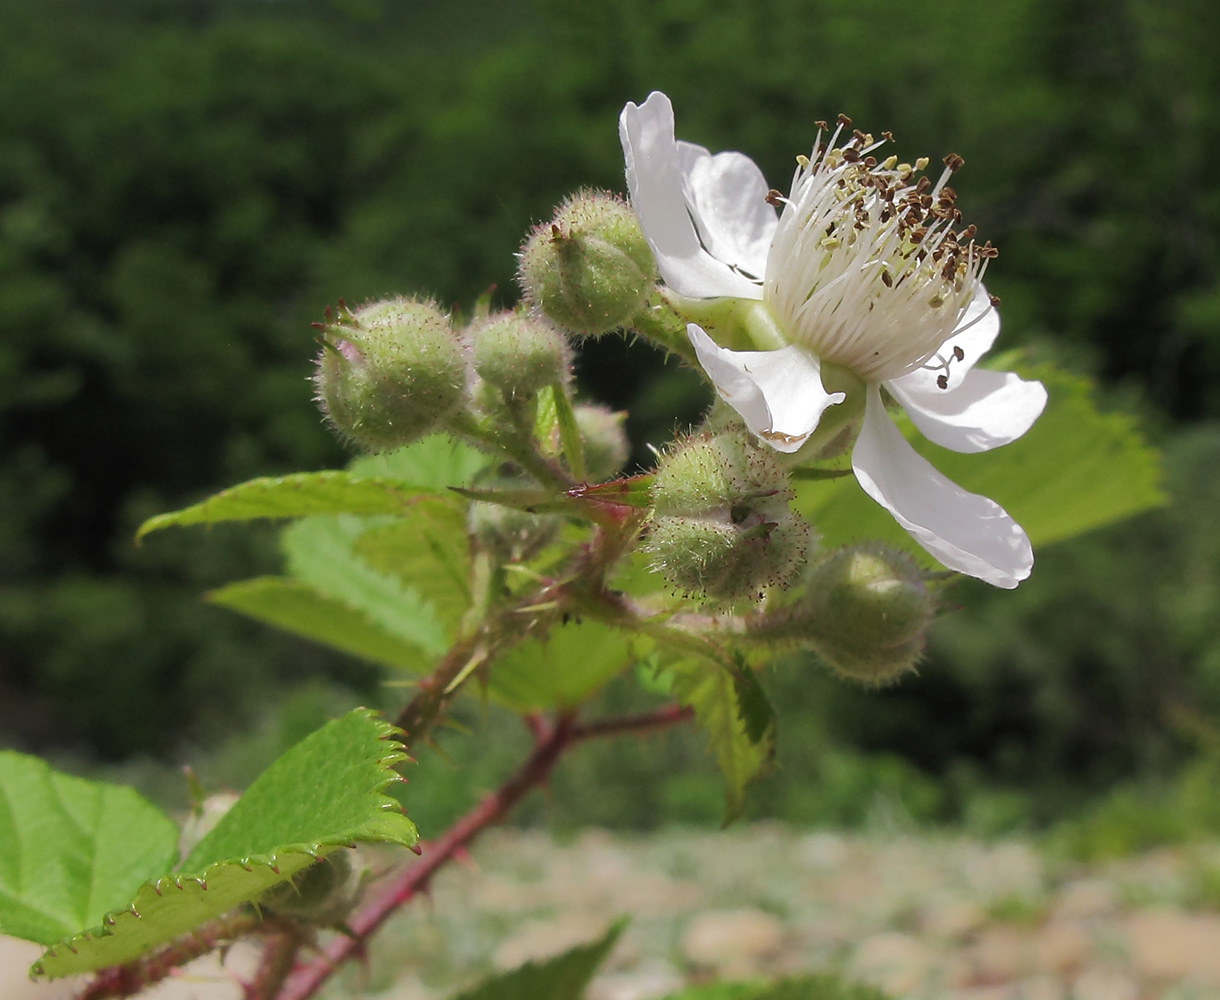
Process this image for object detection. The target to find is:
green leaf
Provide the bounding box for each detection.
[353,499,471,633]
[348,434,487,490]
[728,656,777,751]
[136,434,487,540]
[488,620,638,711]
[283,514,449,657]
[209,578,433,671]
[662,658,773,824]
[656,974,892,1000]
[0,753,179,946]
[450,919,624,1000]
[136,472,423,540]
[549,383,586,481]
[794,363,1164,563]
[34,709,418,979]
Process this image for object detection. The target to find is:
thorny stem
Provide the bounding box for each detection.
[274,712,579,1000]
[244,923,304,1000]
[570,703,694,742]
[76,911,265,1000]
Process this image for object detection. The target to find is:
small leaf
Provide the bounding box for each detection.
[450,919,625,1000]
[34,710,418,978]
[488,620,638,711]
[794,363,1163,561]
[662,658,772,823]
[208,578,433,671]
[137,434,487,540]
[348,434,487,490]
[136,473,421,540]
[728,655,777,751]
[549,383,586,481]
[0,753,179,945]
[283,515,449,657]
[354,499,471,633]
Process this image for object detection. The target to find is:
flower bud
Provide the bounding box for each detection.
[314,297,468,450]
[470,310,572,397]
[260,849,360,925]
[796,545,936,684]
[574,404,630,480]
[518,190,657,336]
[647,430,808,602]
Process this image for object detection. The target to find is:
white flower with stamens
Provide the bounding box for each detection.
[619,91,1047,588]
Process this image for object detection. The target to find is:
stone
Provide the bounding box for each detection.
[849,931,937,995]
[1123,907,1220,985]
[680,908,785,977]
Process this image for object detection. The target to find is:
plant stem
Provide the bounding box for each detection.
[570,703,694,742]
[274,712,579,1000]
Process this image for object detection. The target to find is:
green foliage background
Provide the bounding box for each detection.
[2,0,1218,832]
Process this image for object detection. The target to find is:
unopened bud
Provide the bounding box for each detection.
[260,849,360,925]
[314,297,468,450]
[796,546,936,684]
[574,404,631,480]
[470,311,572,397]
[518,190,657,336]
[647,431,808,602]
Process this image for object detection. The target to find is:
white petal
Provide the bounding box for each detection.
[688,324,844,454]
[676,141,776,281]
[887,368,1048,454]
[852,386,1033,588]
[894,285,1001,395]
[619,93,765,300]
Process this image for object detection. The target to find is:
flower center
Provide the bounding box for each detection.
[762,115,996,384]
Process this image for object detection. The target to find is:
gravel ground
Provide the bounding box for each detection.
[7,826,1220,1000]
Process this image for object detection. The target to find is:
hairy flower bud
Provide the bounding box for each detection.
[314,297,468,450]
[647,430,808,602]
[470,310,572,397]
[795,545,936,684]
[260,849,360,925]
[518,190,657,336]
[574,404,631,480]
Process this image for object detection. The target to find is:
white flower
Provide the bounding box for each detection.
[619,91,1047,588]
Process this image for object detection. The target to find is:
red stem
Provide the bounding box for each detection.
[570,703,694,742]
[274,712,579,1000]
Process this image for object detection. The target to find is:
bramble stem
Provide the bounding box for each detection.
[274,712,578,1000]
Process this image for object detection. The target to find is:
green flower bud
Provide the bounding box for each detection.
[470,310,572,397]
[314,297,468,450]
[518,190,657,336]
[647,430,808,602]
[574,404,630,480]
[797,545,936,684]
[260,849,360,926]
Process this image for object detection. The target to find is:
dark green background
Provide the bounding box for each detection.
[2,0,1219,841]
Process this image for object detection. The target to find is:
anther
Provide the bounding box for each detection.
[837,113,852,127]
[943,153,965,172]
[937,374,949,389]
[765,188,785,206]
[953,345,965,362]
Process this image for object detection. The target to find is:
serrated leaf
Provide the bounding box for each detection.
[794,364,1163,564]
[728,656,777,751]
[663,658,772,824]
[34,709,418,979]
[488,620,638,711]
[450,919,624,1000]
[348,434,487,489]
[283,514,449,657]
[353,499,471,632]
[209,578,432,671]
[0,753,179,946]
[657,974,891,1000]
[137,434,487,541]
[136,472,422,540]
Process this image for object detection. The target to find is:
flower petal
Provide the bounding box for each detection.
[688,324,844,454]
[852,386,1033,588]
[887,368,1047,454]
[676,141,776,281]
[619,92,766,300]
[894,286,1001,395]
